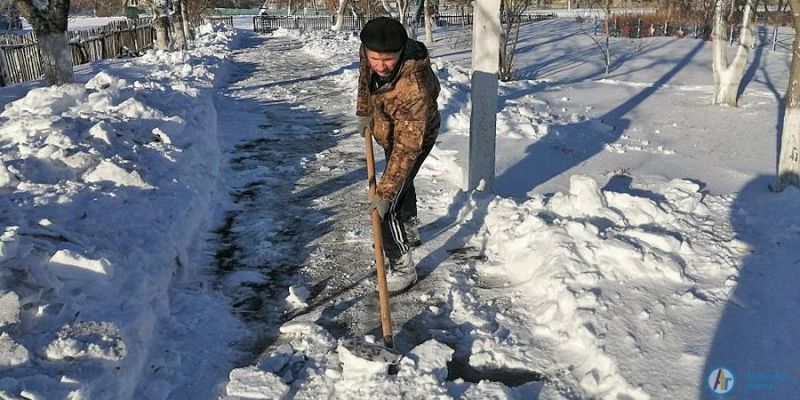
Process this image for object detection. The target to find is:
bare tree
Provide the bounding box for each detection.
[332,0,349,30]
[143,0,171,50]
[711,0,755,106]
[180,0,193,41]
[424,0,433,44]
[14,0,72,85]
[498,0,532,80]
[777,0,800,188]
[171,0,187,49]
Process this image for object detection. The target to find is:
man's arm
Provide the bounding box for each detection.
[377,77,433,201]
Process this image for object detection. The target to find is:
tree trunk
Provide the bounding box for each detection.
[397,0,408,27]
[180,0,193,41]
[424,0,433,44]
[38,32,73,85]
[154,15,171,50]
[711,0,755,106]
[171,0,187,50]
[777,0,800,188]
[14,0,73,85]
[381,0,395,17]
[332,0,348,31]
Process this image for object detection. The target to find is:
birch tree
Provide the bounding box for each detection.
[711,0,755,106]
[424,0,433,44]
[331,0,348,30]
[171,0,187,50]
[777,0,800,188]
[396,0,410,26]
[144,0,172,50]
[13,0,72,85]
[180,0,193,41]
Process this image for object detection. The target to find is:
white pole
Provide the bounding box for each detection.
[468,0,501,192]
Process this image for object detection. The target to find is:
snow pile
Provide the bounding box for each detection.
[0,25,235,399]
[439,175,750,399]
[225,321,535,399]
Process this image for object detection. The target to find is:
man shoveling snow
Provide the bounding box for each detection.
[357,17,441,293]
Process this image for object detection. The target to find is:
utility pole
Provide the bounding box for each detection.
[467,0,501,191]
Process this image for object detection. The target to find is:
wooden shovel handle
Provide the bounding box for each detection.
[364,127,394,348]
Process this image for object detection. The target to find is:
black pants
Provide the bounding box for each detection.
[381,141,434,262]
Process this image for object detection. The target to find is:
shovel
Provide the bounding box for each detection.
[338,123,401,372]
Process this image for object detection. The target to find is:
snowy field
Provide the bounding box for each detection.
[0,16,798,400]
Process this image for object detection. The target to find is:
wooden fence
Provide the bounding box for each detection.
[253,12,557,32]
[0,19,155,87]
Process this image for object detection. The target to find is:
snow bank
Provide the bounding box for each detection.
[0,25,235,399]
[441,175,750,399]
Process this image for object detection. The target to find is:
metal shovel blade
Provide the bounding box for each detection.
[339,337,402,366]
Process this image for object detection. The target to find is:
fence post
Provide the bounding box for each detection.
[0,47,9,87]
[637,18,641,38]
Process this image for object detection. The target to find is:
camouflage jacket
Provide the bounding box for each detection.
[357,39,441,201]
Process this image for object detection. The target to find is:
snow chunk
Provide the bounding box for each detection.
[285,285,309,309]
[401,339,453,381]
[85,71,127,91]
[113,98,165,120]
[0,161,19,189]
[45,321,126,362]
[0,292,20,328]
[151,128,172,144]
[83,160,155,189]
[88,122,114,145]
[48,249,113,281]
[0,226,19,263]
[337,341,393,380]
[549,175,622,223]
[0,333,30,369]
[1,84,85,117]
[226,366,288,399]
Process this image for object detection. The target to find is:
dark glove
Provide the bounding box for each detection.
[368,195,390,220]
[357,115,372,138]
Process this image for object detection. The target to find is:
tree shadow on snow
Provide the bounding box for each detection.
[699,176,800,398]
[494,40,705,197]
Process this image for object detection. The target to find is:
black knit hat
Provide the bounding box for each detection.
[360,17,408,53]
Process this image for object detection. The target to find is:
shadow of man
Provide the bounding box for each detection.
[700,175,800,399]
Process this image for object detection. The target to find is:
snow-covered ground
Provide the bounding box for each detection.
[1,16,798,400]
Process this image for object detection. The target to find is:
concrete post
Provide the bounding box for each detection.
[468,0,501,192]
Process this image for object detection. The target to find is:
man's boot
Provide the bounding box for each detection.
[386,251,417,293]
[404,217,422,248]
